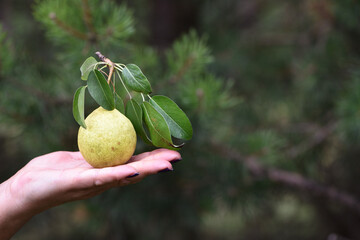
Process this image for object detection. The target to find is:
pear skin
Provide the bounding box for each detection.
[78,107,136,168]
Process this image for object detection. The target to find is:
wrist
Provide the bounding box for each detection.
[0,177,36,239]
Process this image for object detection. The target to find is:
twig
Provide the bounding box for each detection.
[95,51,115,84]
[95,51,106,62]
[108,65,114,85]
[98,68,109,78]
[49,12,87,40]
[211,142,360,215]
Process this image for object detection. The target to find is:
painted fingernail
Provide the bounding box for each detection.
[126,172,139,178]
[170,158,182,163]
[158,168,173,173]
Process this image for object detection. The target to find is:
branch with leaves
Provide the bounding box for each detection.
[49,12,88,40]
[73,52,193,150]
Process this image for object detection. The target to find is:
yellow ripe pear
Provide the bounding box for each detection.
[78,107,137,168]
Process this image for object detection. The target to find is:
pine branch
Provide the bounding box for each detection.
[285,121,337,158]
[49,12,87,40]
[81,0,96,42]
[212,142,360,215]
[169,55,194,84]
[8,78,72,107]
[0,106,35,123]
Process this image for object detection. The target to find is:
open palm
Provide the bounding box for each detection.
[5,148,181,214]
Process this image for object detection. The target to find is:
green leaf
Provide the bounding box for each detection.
[121,64,152,94]
[142,101,183,150]
[115,92,125,114]
[72,86,87,129]
[125,99,152,145]
[88,70,115,110]
[80,57,98,80]
[150,95,193,140]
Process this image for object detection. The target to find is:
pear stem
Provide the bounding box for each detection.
[95,51,114,84]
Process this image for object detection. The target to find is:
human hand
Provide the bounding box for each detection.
[5,148,180,213]
[0,149,181,239]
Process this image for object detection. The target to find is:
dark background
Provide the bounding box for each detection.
[1,0,360,239]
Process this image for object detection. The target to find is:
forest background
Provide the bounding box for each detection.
[1,0,360,239]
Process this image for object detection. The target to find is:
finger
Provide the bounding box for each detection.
[113,159,174,187]
[88,159,171,189]
[74,165,138,188]
[126,159,173,177]
[128,148,181,163]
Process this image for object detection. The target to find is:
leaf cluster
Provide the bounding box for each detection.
[73,56,193,150]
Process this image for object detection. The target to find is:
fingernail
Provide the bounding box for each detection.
[126,172,139,178]
[170,158,182,163]
[158,168,173,173]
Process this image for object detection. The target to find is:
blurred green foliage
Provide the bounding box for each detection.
[1,0,360,239]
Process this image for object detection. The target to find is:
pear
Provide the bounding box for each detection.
[78,107,136,168]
